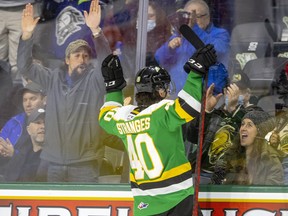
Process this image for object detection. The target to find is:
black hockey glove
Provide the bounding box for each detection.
[101,54,126,93]
[184,44,217,75]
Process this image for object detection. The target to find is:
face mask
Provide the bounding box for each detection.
[238,95,244,106]
[225,95,245,107]
[147,19,156,32]
[136,19,156,31]
[225,95,229,107]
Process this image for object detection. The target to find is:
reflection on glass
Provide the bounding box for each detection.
[0,0,287,187]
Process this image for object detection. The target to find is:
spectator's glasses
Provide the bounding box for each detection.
[195,13,208,19]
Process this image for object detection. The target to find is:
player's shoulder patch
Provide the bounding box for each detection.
[137,201,149,210]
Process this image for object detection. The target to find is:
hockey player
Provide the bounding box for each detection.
[99,44,216,216]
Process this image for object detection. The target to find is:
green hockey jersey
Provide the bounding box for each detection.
[99,72,203,216]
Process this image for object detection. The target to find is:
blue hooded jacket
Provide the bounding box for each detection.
[0,112,26,146]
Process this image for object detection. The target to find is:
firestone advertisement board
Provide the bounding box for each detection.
[0,184,288,216]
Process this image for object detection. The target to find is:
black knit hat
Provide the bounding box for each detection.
[242,111,276,138]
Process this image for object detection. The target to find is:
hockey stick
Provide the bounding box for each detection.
[179,24,205,49]
[179,24,207,216]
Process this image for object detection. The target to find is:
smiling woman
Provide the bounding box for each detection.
[211,110,284,186]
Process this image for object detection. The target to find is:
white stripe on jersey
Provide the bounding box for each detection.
[137,99,175,116]
[113,105,138,121]
[109,100,175,121]
[131,178,193,197]
[178,90,201,113]
[101,101,122,108]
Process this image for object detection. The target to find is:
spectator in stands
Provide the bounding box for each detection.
[0,60,14,129]
[267,110,288,185]
[17,0,111,182]
[0,0,43,81]
[155,0,230,96]
[0,82,46,157]
[144,1,173,66]
[211,110,284,185]
[0,82,45,176]
[2,107,47,182]
[277,63,288,106]
[111,0,172,84]
[187,72,263,177]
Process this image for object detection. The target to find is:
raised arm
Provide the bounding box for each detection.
[21,3,40,40]
[84,0,111,63]
[205,83,223,113]
[84,0,102,36]
[18,3,51,89]
[99,54,126,135]
[176,44,217,122]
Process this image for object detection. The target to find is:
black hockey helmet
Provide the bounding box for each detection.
[135,66,171,93]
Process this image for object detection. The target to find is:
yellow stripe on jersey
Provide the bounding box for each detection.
[175,98,193,122]
[130,162,192,184]
[99,106,118,120]
[131,109,140,115]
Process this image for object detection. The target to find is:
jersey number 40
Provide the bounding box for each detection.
[127,133,164,180]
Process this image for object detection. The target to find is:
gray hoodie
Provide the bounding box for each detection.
[17,32,111,164]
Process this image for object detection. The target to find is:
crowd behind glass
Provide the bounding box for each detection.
[0,0,287,185]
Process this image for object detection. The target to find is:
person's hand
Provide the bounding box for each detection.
[124,97,132,105]
[188,10,197,28]
[269,131,280,149]
[224,83,240,113]
[168,37,182,49]
[21,3,40,40]
[0,137,14,158]
[101,54,126,93]
[205,83,223,112]
[84,0,101,34]
[183,44,217,75]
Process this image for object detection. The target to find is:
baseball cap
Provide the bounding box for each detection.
[231,72,251,90]
[27,108,45,125]
[19,82,45,96]
[65,39,92,58]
